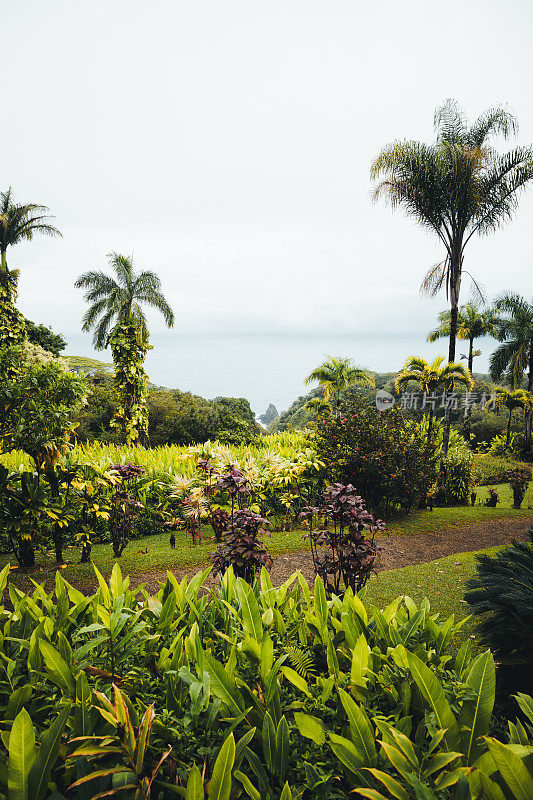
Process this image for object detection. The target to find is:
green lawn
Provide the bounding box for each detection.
[363,547,500,647]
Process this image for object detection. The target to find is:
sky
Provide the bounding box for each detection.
[2,0,533,385]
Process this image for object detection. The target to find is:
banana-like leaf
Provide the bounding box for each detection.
[276,716,290,782]
[294,713,325,746]
[459,650,495,764]
[28,706,70,800]
[406,651,460,751]
[8,708,35,800]
[236,578,263,642]
[363,768,408,800]
[329,732,365,772]
[39,640,75,696]
[185,764,204,800]
[234,769,261,800]
[485,737,533,800]
[339,689,377,766]
[208,733,235,800]
[262,712,276,774]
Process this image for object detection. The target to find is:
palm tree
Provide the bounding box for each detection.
[0,187,61,346]
[75,252,174,444]
[488,387,532,447]
[371,100,533,364]
[0,187,61,276]
[490,293,533,449]
[395,355,474,445]
[427,303,498,374]
[305,356,374,417]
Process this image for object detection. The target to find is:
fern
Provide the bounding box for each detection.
[284,646,315,677]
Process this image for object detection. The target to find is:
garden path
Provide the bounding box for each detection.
[131,516,532,592]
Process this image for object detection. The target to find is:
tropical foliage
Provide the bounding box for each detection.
[490,292,533,451]
[0,563,532,799]
[305,357,374,417]
[465,526,533,690]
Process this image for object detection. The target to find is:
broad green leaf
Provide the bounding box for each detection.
[276,716,290,781]
[280,782,292,800]
[329,732,365,772]
[208,733,235,800]
[73,671,93,737]
[459,650,495,764]
[454,640,472,677]
[28,706,70,800]
[314,575,327,626]
[351,633,370,687]
[363,769,408,800]
[8,708,36,800]
[339,689,376,766]
[515,692,533,726]
[5,686,32,721]
[294,713,325,746]
[185,764,204,800]
[406,651,460,751]
[204,653,245,717]
[262,712,276,774]
[280,667,310,696]
[234,770,261,800]
[485,737,533,800]
[236,578,263,642]
[39,640,75,696]
[92,562,110,605]
[353,791,388,800]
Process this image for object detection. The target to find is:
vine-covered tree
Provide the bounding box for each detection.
[490,292,533,450]
[0,188,61,348]
[305,356,374,417]
[75,253,174,445]
[371,100,533,364]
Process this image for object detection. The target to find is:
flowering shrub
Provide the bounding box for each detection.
[314,395,437,511]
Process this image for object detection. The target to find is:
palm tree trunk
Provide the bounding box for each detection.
[506,409,512,447]
[0,249,7,274]
[464,337,474,441]
[443,264,461,457]
[524,340,533,452]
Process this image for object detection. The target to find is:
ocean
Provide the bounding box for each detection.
[65,332,489,418]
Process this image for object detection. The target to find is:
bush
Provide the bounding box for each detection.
[507,467,532,508]
[441,446,474,505]
[1,563,533,799]
[314,394,437,511]
[489,431,525,458]
[465,526,533,692]
[134,507,166,538]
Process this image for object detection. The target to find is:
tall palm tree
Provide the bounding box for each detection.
[0,187,61,347]
[427,303,498,374]
[490,293,533,450]
[488,387,532,447]
[371,100,533,364]
[395,355,474,445]
[305,356,374,417]
[0,187,61,276]
[75,252,174,444]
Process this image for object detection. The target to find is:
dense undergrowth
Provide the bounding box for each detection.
[1,564,533,799]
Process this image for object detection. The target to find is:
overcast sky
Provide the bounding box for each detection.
[3,0,532,366]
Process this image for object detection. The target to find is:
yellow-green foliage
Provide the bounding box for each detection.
[1,431,309,475]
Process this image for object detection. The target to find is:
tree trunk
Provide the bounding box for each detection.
[53,526,64,564]
[525,341,533,452]
[506,409,512,447]
[443,265,461,456]
[464,337,474,440]
[19,538,35,570]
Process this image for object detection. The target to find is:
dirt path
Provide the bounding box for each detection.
[131,516,533,592]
